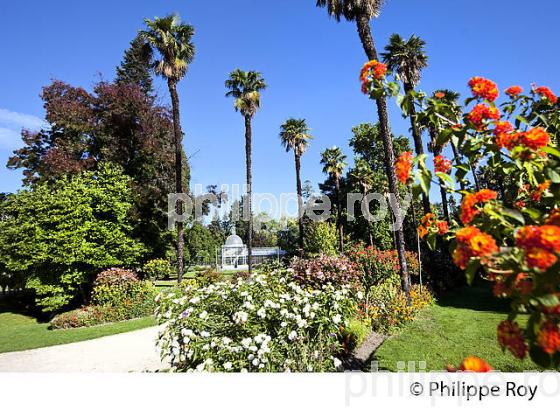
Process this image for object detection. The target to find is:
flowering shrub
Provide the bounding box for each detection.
[142,259,173,281]
[290,254,359,289]
[50,305,122,329]
[361,283,434,334]
[93,268,138,287]
[372,69,560,368]
[156,269,357,372]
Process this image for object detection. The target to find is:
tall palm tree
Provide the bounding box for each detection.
[382,34,430,214]
[280,118,313,251]
[225,70,267,275]
[142,14,195,283]
[349,158,375,246]
[321,147,347,252]
[316,0,411,295]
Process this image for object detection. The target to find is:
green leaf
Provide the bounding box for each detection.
[542,146,560,159]
[535,294,560,307]
[501,208,525,224]
[546,168,560,183]
[418,170,432,196]
[436,172,454,188]
[465,259,481,285]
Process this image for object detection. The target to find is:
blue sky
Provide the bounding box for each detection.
[1,0,559,214]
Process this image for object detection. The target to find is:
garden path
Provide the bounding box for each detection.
[0,326,169,372]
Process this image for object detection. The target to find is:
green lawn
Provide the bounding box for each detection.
[0,311,156,354]
[373,283,540,372]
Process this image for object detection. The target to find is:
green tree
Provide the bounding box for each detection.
[316,0,412,296]
[349,158,375,246]
[382,33,430,213]
[142,14,195,283]
[225,69,267,275]
[320,147,347,252]
[0,165,145,312]
[304,221,338,257]
[185,222,220,269]
[279,118,313,251]
[116,33,154,95]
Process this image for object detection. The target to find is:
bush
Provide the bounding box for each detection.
[290,254,359,289]
[362,283,435,334]
[93,268,138,288]
[304,221,338,256]
[156,269,358,372]
[142,259,174,281]
[341,317,372,352]
[50,305,121,329]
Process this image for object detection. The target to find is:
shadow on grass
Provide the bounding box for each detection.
[436,280,511,313]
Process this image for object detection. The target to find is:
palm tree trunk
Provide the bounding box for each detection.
[363,186,374,247]
[450,140,466,191]
[294,152,305,251]
[335,177,344,252]
[244,115,253,275]
[168,79,185,283]
[404,82,431,215]
[356,14,411,296]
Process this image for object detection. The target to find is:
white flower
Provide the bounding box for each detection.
[357,291,364,300]
[189,297,200,304]
[222,337,232,345]
[256,308,266,318]
[240,368,248,373]
[224,362,233,370]
[199,311,208,319]
[241,338,252,348]
[333,314,342,325]
[280,321,287,328]
[288,331,297,341]
[233,311,249,324]
[252,358,260,366]
[333,357,342,369]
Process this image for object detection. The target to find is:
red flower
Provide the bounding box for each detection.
[518,127,550,150]
[505,86,523,98]
[537,321,560,355]
[525,248,557,270]
[395,151,413,184]
[436,220,449,236]
[360,60,387,94]
[453,226,498,269]
[467,104,501,129]
[531,180,551,202]
[454,356,493,372]
[534,86,558,104]
[498,321,528,359]
[460,189,497,224]
[434,155,452,174]
[469,77,499,102]
[434,91,445,99]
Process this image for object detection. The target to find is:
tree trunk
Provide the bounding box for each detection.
[363,186,374,247]
[450,140,466,191]
[244,115,253,275]
[335,177,344,252]
[168,79,185,283]
[356,14,410,296]
[404,81,430,214]
[295,152,305,251]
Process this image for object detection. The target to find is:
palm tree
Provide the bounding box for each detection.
[349,158,375,246]
[142,14,195,283]
[225,70,267,275]
[280,118,313,251]
[316,0,411,295]
[320,147,347,252]
[382,34,430,214]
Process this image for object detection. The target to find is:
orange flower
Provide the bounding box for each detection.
[467,104,501,129]
[537,321,560,355]
[460,189,497,224]
[360,60,387,94]
[434,155,452,174]
[531,180,551,202]
[534,86,558,104]
[436,220,449,235]
[498,320,528,359]
[493,121,514,136]
[453,226,498,269]
[525,248,557,270]
[518,127,550,150]
[457,356,493,372]
[434,91,445,99]
[395,151,413,184]
[505,86,523,98]
[469,77,499,102]
[538,225,560,252]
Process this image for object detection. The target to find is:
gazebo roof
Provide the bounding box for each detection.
[224,234,244,247]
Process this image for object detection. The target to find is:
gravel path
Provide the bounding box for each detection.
[0,326,169,372]
[343,331,386,371]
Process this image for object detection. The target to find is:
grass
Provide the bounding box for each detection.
[0,311,156,354]
[373,283,541,372]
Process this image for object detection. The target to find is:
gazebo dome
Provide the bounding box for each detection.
[225,234,244,247]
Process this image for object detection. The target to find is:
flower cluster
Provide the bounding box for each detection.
[469,76,499,102]
[497,320,528,359]
[534,86,558,105]
[452,226,498,270]
[505,86,523,98]
[156,269,357,372]
[360,60,387,94]
[467,104,501,129]
[417,213,448,240]
[460,189,498,224]
[290,254,359,289]
[395,151,413,184]
[433,155,452,174]
[515,225,560,270]
[448,356,493,372]
[537,321,560,355]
